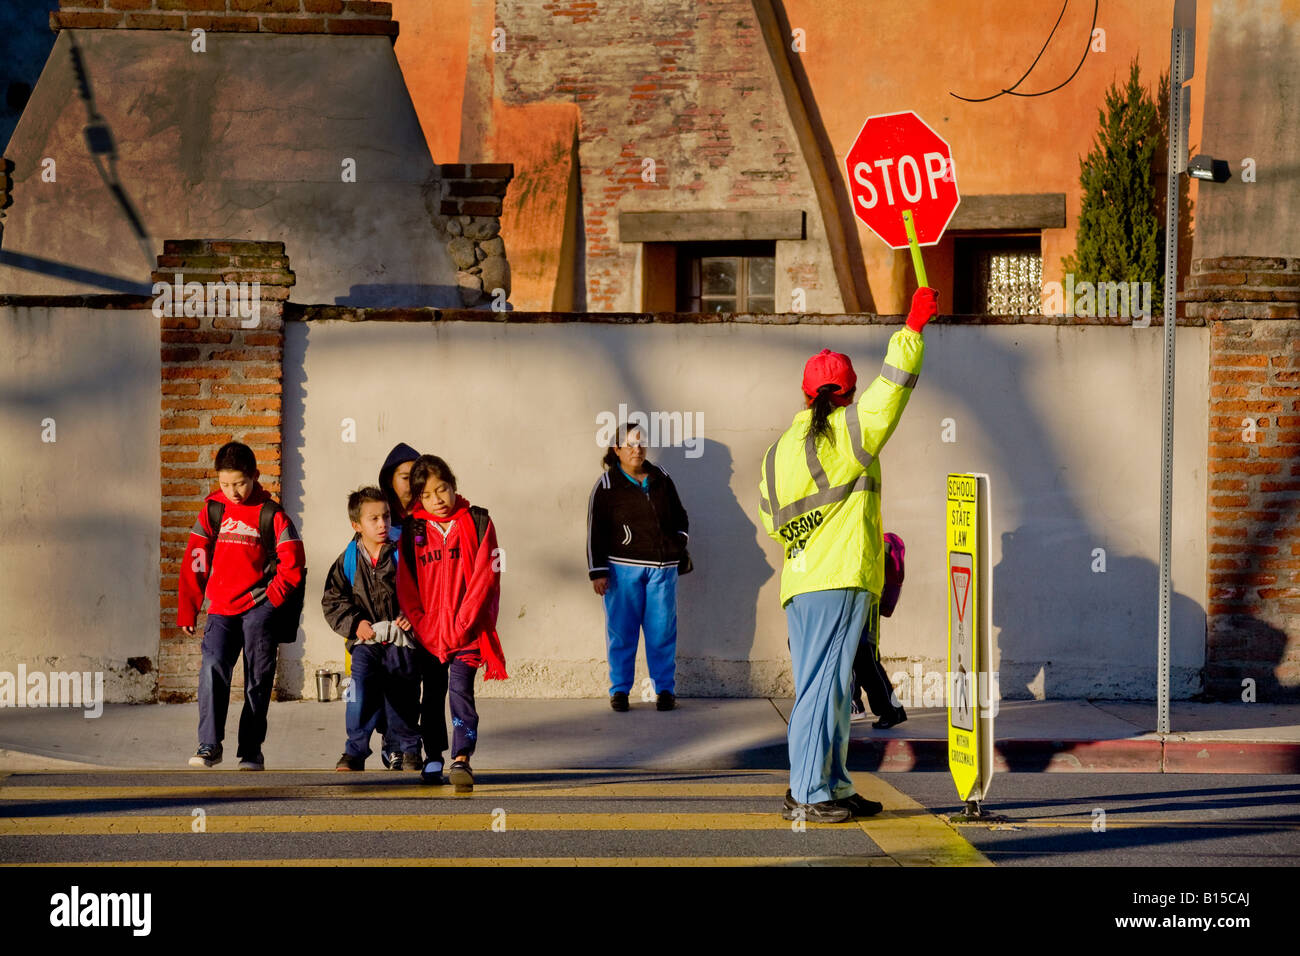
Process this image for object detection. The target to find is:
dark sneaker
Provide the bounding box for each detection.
[781,799,853,824]
[237,753,265,771]
[448,759,474,793]
[335,753,365,772]
[656,691,676,712]
[834,792,884,818]
[872,707,908,730]
[400,752,423,771]
[783,789,799,811]
[421,758,445,785]
[610,692,629,712]
[188,744,222,768]
[380,750,395,770]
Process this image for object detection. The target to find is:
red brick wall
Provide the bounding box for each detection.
[1185,255,1300,699]
[493,0,811,312]
[51,0,398,36]
[155,240,294,701]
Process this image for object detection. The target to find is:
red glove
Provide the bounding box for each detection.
[906,287,939,333]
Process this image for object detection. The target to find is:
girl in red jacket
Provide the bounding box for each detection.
[396,454,506,792]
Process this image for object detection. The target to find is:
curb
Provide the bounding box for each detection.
[849,737,1300,774]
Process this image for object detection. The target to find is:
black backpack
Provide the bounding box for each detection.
[206,497,306,644]
[401,507,492,571]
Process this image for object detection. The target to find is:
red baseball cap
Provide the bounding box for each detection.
[802,349,856,406]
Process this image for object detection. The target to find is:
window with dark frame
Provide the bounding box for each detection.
[952,234,1043,316]
[675,241,776,313]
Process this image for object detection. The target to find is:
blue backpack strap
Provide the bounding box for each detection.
[343,539,359,586]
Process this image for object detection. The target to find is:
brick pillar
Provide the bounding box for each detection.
[1185,255,1300,700]
[155,240,294,702]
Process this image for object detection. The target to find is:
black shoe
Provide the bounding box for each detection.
[400,752,423,772]
[448,759,474,793]
[783,789,798,811]
[656,691,676,711]
[781,799,853,823]
[380,750,394,770]
[237,753,265,771]
[834,792,884,818]
[335,753,365,772]
[610,692,629,712]
[188,744,222,768]
[872,707,908,730]
[421,758,445,785]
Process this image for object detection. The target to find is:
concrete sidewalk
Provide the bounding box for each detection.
[2,698,1299,774]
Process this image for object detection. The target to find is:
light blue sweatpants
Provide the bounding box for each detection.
[785,588,871,805]
[603,563,678,696]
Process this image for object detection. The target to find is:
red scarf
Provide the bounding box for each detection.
[409,498,508,680]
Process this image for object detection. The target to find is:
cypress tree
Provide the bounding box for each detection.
[1062,60,1165,317]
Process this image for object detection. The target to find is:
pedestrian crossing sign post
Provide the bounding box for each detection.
[946,472,998,821]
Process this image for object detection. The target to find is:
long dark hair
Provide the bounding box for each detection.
[804,384,843,446]
[602,423,645,470]
[409,454,457,501]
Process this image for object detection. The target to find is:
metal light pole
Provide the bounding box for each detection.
[1158,0,1196,735]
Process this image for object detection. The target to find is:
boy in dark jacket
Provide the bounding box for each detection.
[178,441,306,771]
[322,486,422,771]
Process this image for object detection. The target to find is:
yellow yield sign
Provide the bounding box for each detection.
[946,473,996,816]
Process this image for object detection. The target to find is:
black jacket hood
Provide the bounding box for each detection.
[379,442,421,521]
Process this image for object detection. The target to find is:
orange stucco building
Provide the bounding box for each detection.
[392,0,1212,315]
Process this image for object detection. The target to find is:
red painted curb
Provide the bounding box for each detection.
[1163,740,1300,774]
[848,737,1300,773]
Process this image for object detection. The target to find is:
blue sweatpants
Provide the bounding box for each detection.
[785,588,871,805]
[603,563,678,696]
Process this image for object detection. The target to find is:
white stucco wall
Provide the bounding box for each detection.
[0,305,160,701]
[284,318,1210,699]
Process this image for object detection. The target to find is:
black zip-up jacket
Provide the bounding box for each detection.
[321,533,402,652]
[586,463,689,580]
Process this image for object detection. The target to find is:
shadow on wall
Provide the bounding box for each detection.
[655,438,775,693]
[275,317,311,700]
[928,327,1221,703]
[335,285,514,310]
[1,32,155,290]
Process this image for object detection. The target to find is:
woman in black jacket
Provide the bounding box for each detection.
[586,423,689,712]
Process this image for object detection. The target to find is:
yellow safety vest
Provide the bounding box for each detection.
[758,327,925,605]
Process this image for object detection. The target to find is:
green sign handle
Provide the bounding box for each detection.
[901,209,929,288]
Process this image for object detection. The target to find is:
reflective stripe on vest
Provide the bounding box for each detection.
[760,438,880,529]
[881,361,919,388]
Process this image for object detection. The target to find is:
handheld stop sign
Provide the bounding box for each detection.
[845,110,960,288]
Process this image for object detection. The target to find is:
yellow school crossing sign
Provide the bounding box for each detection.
[946,473,994,808]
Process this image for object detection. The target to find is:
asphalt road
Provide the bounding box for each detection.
[2,766,1297,869]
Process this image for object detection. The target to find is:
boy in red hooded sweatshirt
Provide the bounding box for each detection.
[396,454,506,792]
[178,442,306,770]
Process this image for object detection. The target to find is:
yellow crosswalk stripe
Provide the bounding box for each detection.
[850,773,993,867]
[4,856,899,867]
[0,812,855,835]
[0,769,992,867]
[0,783,789,802]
